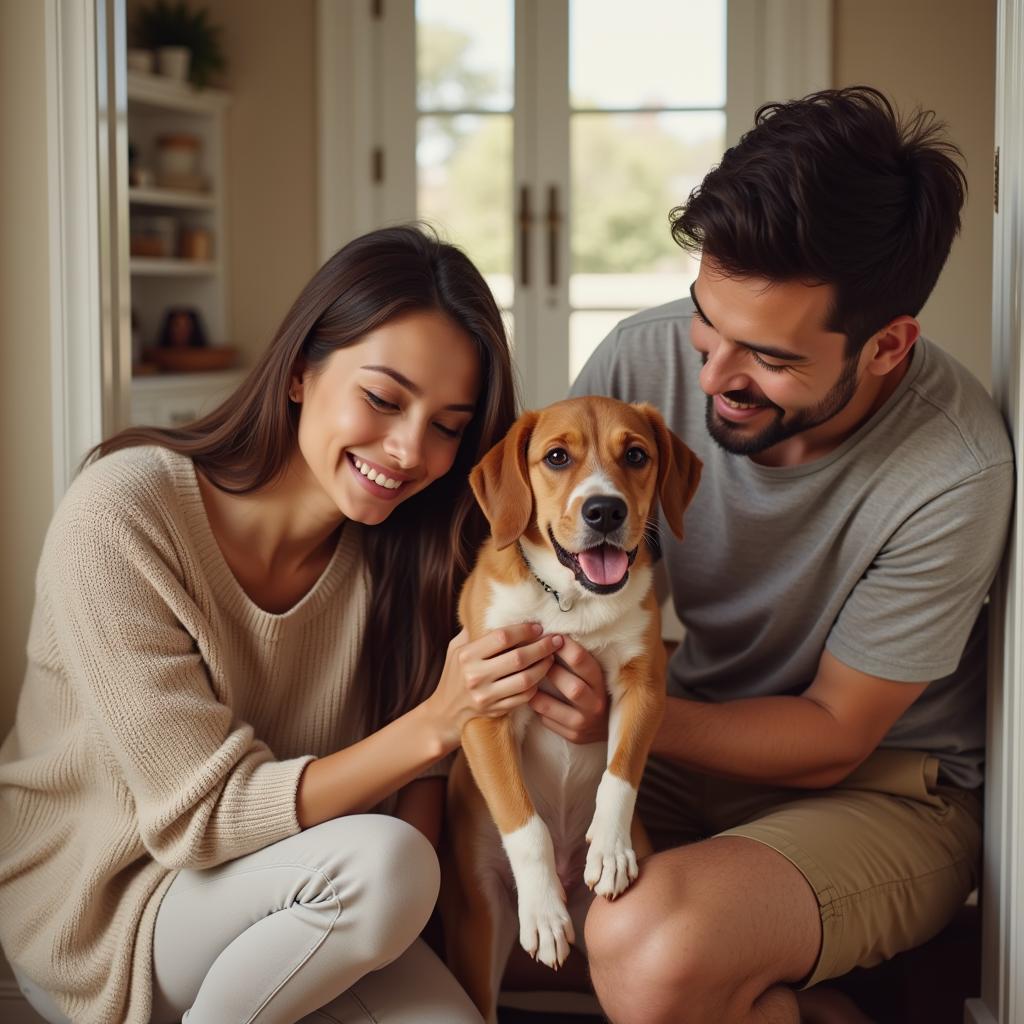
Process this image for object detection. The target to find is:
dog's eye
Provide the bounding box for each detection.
[625,447,649,467]
[544,448,571,468]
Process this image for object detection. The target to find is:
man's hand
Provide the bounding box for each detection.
[529,638,608,743]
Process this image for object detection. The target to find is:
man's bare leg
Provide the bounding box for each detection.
[585,835,822,1024]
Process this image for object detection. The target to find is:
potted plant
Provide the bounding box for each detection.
[132,1,227,89]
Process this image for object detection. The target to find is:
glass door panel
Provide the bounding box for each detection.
[415,1,515,322]
[570,0,726,109]
[417,113,514,299]
[412,0,728,400]
[568,0,727,383]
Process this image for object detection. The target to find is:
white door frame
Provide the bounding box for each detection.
[45,0,106,501]
[42,1,1024,1021]
[965,0,1024,1021]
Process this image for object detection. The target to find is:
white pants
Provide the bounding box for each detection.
[17,815,483,1024]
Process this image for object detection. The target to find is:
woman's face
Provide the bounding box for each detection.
[293,309,481,525]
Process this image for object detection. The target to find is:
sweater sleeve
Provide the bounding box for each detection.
[45,501,312,871]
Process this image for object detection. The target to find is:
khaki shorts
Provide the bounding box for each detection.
[637,748,981,988]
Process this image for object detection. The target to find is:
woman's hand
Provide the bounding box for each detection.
[423,623,563,753]
[529,638,608,744]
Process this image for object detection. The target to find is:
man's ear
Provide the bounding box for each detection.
[636,403,702,540]
[864,316,920,376]
[469,411,539,549]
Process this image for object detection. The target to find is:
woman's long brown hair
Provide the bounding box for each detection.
[88,224,517,732]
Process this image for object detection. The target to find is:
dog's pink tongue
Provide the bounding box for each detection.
[577,545,629,586]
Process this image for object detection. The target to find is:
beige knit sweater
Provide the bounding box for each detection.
[0,446,377,1023]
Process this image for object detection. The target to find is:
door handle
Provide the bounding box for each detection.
[546,185,561,288]
[518,185,533,287]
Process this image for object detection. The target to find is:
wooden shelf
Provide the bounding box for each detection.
[129,186,216,210]
[132,367,244,390]
[130,258,219,277]
[126,71,229,115]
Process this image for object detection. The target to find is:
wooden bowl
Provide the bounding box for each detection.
[146,346,239,373]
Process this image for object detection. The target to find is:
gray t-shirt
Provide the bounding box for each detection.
[571,298,1014,788]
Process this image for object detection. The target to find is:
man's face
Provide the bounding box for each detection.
[689,260,864,459]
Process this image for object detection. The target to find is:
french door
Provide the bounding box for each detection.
[412,0,727,405]
[318,0,832,407]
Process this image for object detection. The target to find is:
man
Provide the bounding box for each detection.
[567,87,1014,1023]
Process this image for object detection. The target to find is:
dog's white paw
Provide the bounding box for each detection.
[517,890,575,969]
[584,825,639,899]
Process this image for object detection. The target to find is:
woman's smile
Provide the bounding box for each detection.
[346,452,413,498]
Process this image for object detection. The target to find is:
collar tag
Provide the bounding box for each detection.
[518,542,574,613]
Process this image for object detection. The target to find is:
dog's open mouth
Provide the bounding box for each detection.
[549,528,638,594]
[578,545,630,586]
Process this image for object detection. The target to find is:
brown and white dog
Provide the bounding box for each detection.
[443,396,702,1021]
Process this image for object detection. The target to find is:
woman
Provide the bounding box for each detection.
[0,225,602,1024]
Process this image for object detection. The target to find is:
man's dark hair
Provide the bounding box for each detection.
[670,86,968,355]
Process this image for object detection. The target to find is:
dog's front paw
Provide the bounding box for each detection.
[518,890,575,969]
[584,825,639,899]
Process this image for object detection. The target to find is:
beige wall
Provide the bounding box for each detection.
[834,0,997,390]
[0,1,53,738]
[203,0,320,367]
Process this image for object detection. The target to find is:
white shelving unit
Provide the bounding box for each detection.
[126,71,242,427]
[130,369,246,429]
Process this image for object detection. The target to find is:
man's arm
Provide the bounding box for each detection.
[651,649,927,788]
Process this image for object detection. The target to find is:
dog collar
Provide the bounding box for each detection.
[517,543,575,612]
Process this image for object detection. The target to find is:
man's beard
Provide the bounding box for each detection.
[704,355,860,456]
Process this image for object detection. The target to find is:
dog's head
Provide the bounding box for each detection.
[470,396,702,595]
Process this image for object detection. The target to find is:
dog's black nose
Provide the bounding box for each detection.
[582,496,627,535]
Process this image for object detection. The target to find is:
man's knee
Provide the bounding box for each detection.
[585,894,717,1024]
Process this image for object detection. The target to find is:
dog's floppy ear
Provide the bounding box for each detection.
[470,410,539,549]
[637,403,702,540]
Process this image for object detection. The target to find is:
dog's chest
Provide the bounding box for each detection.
[482,573,650,686]
[482,574,651,871]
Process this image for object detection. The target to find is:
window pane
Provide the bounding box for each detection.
[485,273,514,310]
[418,114,513,282]
[570,310,640,384]
[417,0,514,112]
[570,0,726,109]
[569,273,695,311]
[570,110,723,276]
[499,307,514,351]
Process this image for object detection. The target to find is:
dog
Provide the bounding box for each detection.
[443,396,702,1022]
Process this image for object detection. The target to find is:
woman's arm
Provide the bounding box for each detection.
[296,623,563,828]
[296,702,448,828]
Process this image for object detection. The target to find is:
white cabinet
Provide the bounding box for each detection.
[130,370,246,429]
[126,71,237,426]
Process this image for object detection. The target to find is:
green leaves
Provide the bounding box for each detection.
[132,1,227,89]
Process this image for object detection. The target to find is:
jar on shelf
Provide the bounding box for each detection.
[178,226,213,262]
[156,134,206,192]
[129,214,176,259]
